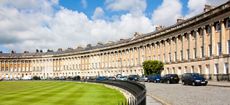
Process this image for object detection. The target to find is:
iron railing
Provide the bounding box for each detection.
[89,80,146,105]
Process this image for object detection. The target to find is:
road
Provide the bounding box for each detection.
[145,82,230,105]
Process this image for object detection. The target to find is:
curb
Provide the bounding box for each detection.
[208,84,230,88]
[147,94,171,105]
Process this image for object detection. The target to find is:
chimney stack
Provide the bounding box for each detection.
[177,18,185,23]
[204,4,213,12]
[155,25,164,31]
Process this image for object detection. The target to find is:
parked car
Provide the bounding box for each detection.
[96,76,108,81]
[108,76,116,80]
[181,73,208,86]
[139,75,148,82]
[147,74,161,83]
[161,74,179,84]
[128,75,140,81]
[117,76,128,81]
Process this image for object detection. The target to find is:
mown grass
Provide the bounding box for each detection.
[0,81,126,105]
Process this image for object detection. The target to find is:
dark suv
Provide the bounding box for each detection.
[181,73,208,86]
[128,75,140,81]
[161,74,179,84]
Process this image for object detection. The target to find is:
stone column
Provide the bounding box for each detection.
[176,36,181,61]
[7,61,9,72]
[171,38,175,62]
[203,27,208,57]
[196,29,201,58]
[211,23,217,56]
[188,32,194,59]
[152,44,155,60]
[169,39,172,62]
[182,34,187,61]
[160,42,163,61]
[165,40,169,62]
[138,47,141,66]
[221,20,227,55]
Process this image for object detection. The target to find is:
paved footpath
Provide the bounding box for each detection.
[146,95,162,105]
[208,81,230,87]
[145,81,230,105]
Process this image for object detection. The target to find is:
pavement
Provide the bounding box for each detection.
[145,81,230,105]
[207,81,230,87]
[146,94,162,105]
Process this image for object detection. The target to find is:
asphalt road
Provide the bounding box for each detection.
[145,82,230,105]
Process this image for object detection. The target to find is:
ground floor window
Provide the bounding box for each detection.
[214,63,219,74]
[224,63,229,74]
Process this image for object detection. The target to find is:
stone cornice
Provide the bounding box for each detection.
[0,1,230,59]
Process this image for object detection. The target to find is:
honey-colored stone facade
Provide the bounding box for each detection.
[1,1,230,80]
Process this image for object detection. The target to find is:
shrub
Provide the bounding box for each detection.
[32,76,41,80]
[73,76,81,80]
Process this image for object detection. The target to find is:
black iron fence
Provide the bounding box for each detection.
[215,74,230,81]
[201,74,230,81]
[89,80,146,105]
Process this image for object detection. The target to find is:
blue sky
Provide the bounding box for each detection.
[0,0,228,52]
[59,0,189,19]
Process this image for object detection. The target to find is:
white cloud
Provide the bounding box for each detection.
[92,7,104,20]
[81,0,87,9]
[152,0,182,26]
[0,0,154,52]
[186,0,229,18]
[1,0,228,53]
[105,0,146,15]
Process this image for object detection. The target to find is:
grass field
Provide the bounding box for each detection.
[0,81,126,105]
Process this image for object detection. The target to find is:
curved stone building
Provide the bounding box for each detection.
[1,1,230,80]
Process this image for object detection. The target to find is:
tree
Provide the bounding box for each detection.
[142,60,164,75]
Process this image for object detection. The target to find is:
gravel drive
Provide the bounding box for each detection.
[145,83,230,105]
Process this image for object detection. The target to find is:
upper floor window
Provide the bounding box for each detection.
[209,44,212,56]
[169,53,171,62]
[207,26,211,34]
[228,40,230,54]
[187,49,189,60]
[215,22,221,31]
[194,48,196,59]
[175,52,177,62]
[217,42,222,56]
[226,18,230,28]
[201,46,204,58]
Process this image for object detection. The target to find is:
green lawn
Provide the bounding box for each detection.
[0,81,126,105]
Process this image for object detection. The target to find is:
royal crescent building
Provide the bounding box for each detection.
[1,2,230,81]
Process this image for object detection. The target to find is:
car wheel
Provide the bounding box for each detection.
[182,81,185,85]
[167,80,170,84]
[192,82,196,86]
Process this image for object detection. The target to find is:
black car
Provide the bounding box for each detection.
[181,73,208,86]
[128,75,140,81]
[147,74,161,83]
[96,76,108,81]
[161,74,179,84]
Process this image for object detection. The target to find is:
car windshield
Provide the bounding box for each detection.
[191,73,202,77]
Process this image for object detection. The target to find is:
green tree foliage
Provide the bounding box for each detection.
[142,60,164,75]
